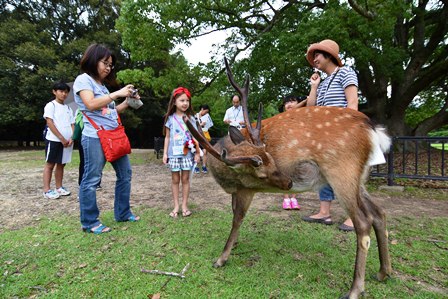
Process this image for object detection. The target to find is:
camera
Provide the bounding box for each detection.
[127,88,143,110]
[130,88,139,97]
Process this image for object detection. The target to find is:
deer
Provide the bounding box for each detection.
[184,59,392,299]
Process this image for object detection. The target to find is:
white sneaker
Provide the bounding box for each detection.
[43,189,60,199]
[56,187,71,196]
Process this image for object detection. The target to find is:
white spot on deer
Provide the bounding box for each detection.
[305,132,311,138]
[361,236,371,251]
[325,131,329,135]
[325,122,331,127]
[288,128,293,134]
[313,108,321,113]
[325,110,330,115]
[288,139,299,148]
[311,140,316,145]
[327,149,337,156]
[286,113,290,117]
[337,139,346,146]
[316,124,323,129]
[301,148,310,154]
[317,143,322,150]
[299,122,305,127]
[278,115,283,119]
[334,117,339,122]
[344,113,352,118]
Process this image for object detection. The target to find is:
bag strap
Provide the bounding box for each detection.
[322,67,341,101]
[82,110,123,132]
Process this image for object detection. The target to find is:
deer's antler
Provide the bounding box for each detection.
[224,58,263,146]
[183,115,264,167]
[183,116,221,161]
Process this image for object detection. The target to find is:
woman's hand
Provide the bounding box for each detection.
[163,154,168,164]
[194,153,200,163]
[310,72,321,87]
[113,84,135,99]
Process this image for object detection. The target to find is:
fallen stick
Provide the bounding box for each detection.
[141,263,190,279]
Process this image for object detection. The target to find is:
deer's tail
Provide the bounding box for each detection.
[373,126,392,153]
[367,126,391,166]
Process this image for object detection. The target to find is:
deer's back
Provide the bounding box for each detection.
[259,106,373,174]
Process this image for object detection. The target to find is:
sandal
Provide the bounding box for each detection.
[169,211,178,218]
[127,215,140,222]
[83,224,111,235]
[182,210,192,217]
[302,215,333,225]
[116,214,140,222]
[290,198,301,210]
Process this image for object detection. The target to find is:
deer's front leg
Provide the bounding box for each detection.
[213,189,255,268]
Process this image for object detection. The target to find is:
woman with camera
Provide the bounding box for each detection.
[73,43,141,234]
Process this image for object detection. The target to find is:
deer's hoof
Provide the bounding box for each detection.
[213,259,226,268]
[373,272,391,282]
[339,291,365,299]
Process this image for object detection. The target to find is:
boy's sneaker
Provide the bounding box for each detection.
[96,185,102,191]
[290,198,301,210]
[282,198,291,210]
[202,166,208,174]
[43,189,60,199]
[56,187,71,196]
[194,167,200,174]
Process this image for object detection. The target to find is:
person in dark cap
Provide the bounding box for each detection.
[301,39,358,232]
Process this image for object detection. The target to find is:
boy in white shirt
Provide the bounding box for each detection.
[42,82,75,199]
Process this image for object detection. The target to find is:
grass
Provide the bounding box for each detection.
[431,144,446,150]
[0,209,447,298]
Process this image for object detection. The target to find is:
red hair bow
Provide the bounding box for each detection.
[173,87,191,99]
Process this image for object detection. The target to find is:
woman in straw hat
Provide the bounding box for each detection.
[301,39,358,232]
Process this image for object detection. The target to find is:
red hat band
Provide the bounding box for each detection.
[173,87,191,99]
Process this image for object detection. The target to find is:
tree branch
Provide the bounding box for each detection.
[347,0,376,20]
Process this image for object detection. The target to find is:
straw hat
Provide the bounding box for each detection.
[306,39,343,67]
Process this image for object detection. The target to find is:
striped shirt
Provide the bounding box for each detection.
[316,66,358,107]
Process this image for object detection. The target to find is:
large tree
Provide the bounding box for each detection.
[118,0,448,137]
[0,0,125,144]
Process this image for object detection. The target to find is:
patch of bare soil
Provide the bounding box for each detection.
[0,149,447,233]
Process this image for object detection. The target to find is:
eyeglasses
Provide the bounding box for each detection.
[100,60,114,69]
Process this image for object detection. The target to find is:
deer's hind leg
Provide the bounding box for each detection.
[213,189,255,268]
[360,186,392,281]
[330,178,373,299]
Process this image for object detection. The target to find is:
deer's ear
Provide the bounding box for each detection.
[229,126,246,145]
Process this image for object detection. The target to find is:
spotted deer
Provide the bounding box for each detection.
[184,59,392,298]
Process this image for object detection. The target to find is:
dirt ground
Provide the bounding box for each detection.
[0,149,447,233]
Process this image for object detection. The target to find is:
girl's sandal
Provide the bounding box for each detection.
[182,210,192,217]
[169,211,178,218]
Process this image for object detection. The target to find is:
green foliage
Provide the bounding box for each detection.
[117,0,448,137]
[0,0,126,141]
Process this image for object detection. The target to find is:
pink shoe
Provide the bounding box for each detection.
[282,198,291,210]
[290,198,301,210]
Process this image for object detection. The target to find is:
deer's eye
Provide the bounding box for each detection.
[250,157,262,167]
